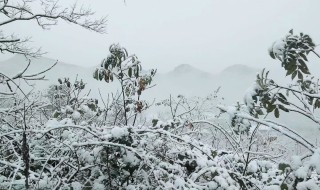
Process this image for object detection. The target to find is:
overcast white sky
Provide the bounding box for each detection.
[2,0,320,73]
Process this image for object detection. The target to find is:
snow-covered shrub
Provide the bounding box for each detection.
[46,78,100,125]
[93,44,156,126]
[216,30,320,189]
[2,31,320,190]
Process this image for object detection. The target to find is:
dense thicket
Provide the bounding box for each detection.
[0,2,320,188]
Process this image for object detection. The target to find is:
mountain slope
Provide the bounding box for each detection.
[149,64,259,104]
[0,55,101,95]
[0,56,260,103]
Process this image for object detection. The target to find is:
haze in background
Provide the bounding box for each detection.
[1,0,320,73]
[2,55,319,144]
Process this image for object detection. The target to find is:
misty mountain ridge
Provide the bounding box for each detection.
[1,55,319,141]
[1,55,259,82]
[0,55,265,117]
[220,64,260,75]
[1,55,292,106]
[0,55,89,78]
[0,55,262,103]
[169,64,212,77]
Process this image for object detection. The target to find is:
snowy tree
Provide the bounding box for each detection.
[93,44,156,126]
[0,0,106,98]
[0,0,106,57]
[217,30,320,189]
[0,1,106,189]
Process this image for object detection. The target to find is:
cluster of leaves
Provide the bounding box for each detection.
[47,78,100,124]
[93,44,156,125]
[269,29,315,80]
[233,30,320,190]
[247,69,290,119]
[224,103,252,135]
[247,31,320,120]
[93,44,156,96]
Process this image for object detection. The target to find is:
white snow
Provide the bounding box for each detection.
[247,160,259,173]
[71,182,82,190]
[123,151,140,166]
[271,39,286,56]
[296,179,318,190]
[110,126,129,138]
[72,110,81,119]
[291,156,302,170]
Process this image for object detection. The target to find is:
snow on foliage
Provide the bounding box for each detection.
[1,32,320,190]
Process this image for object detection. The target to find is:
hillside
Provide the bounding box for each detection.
[0,56,259,103]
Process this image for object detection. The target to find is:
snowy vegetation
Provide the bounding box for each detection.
[1,1,320,190]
